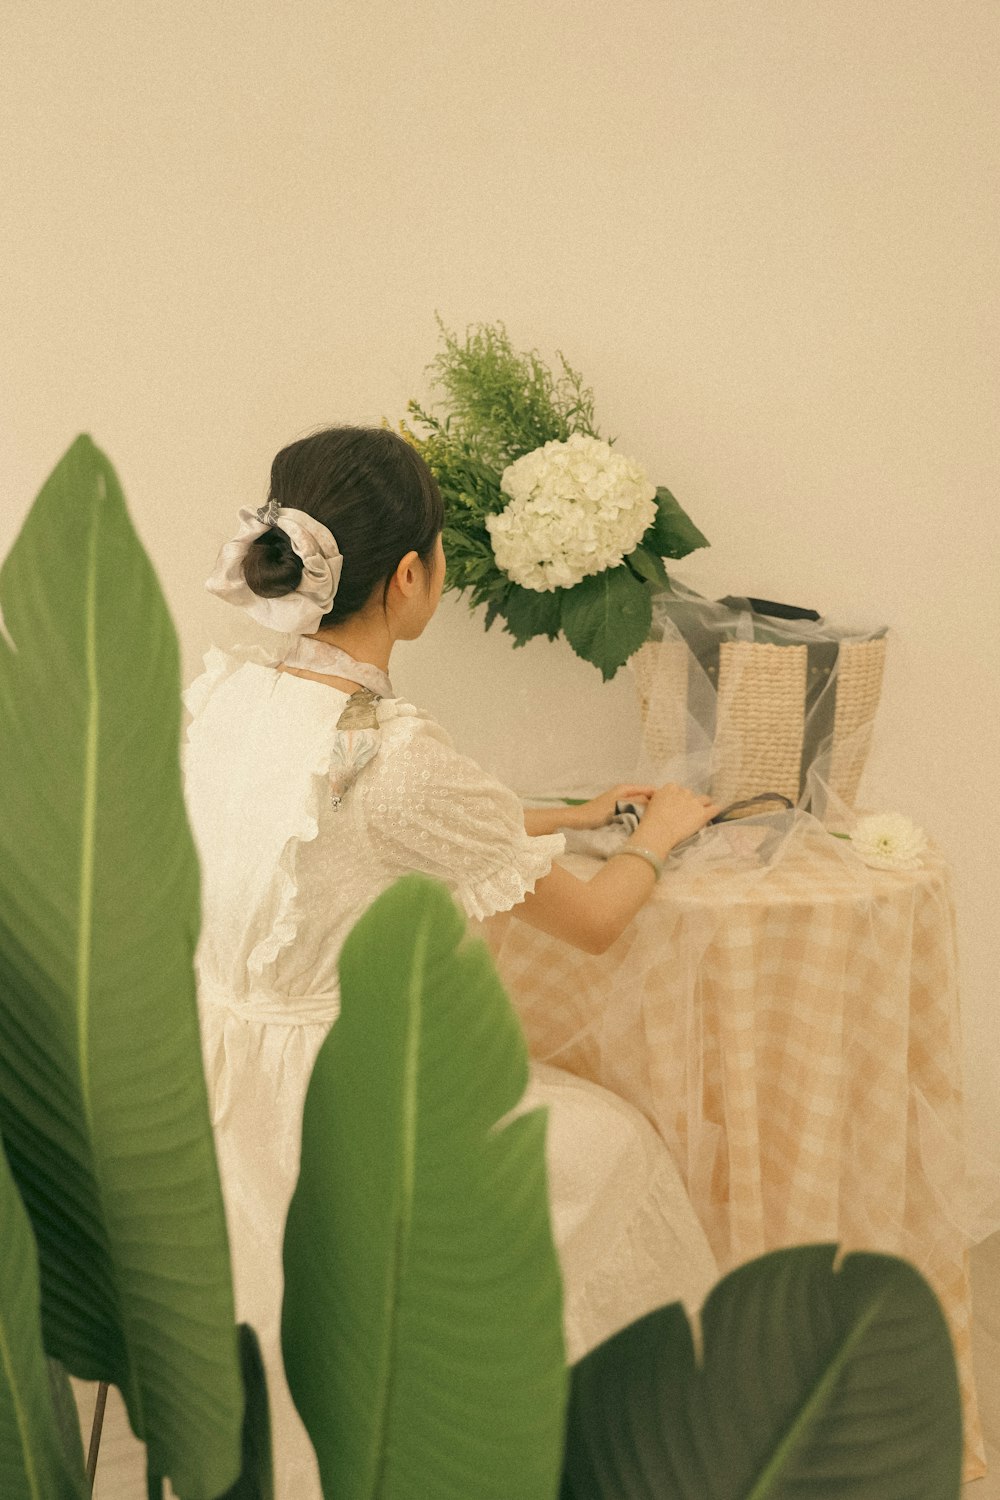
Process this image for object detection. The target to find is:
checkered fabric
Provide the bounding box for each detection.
[495,841,989,1482]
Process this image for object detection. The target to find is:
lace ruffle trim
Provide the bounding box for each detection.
[245,695,424,978]
[182,642,278,725]
[457,832,566,923]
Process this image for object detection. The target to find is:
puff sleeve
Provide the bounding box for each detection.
[358,715,565,921]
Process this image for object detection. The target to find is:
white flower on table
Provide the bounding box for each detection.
[839,812,929,870]
[486,433,657,593]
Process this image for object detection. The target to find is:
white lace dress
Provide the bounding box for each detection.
[182,642,718,1500]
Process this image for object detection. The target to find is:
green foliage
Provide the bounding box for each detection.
[504,584,564,645]
[0,436,244,1499]
[401,419,508,612]
[625,543,672,590]
[561,1244,962,1499]
[400,320,709,677]
[561,566,654,682]
[282,874,568,1500]
[0,1140,88,1498]
[213,1328,273,1500]
[412,316,599,472]
[651,486,710,560]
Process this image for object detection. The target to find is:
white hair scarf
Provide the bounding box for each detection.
[205,503,344,634]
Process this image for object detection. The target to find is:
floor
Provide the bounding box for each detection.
[73,1230,1000,1498]
[969,1230,1000,1496]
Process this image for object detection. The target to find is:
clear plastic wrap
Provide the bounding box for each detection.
[631,578,888,815]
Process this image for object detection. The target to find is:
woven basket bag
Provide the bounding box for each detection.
[630,593,887,811]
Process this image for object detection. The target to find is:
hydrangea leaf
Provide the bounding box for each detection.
[560,567,653,680]
[650,487,710,560]
[483,598,505,631]
[626,543,672,591]
[503,585,564,645]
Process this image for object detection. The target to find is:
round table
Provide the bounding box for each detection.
[495,832,991,1482]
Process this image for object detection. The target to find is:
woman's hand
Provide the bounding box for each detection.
[639,784,721,853]
[566,784,656,831]
[523,781,719,842]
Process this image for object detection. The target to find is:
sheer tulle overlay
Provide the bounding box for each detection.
[494,837,1000,1484]
[178,643,719,1499]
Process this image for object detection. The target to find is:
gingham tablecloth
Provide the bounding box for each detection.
[494,839,989,1483]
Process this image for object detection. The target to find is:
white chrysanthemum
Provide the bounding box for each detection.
[849,812,928,870]
[485,433,657,592]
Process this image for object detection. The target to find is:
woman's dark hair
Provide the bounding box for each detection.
[242,426,444,625]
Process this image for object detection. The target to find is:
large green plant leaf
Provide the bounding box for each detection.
[561,1243,962,1499]
[45,1362,89,1487]
[0,436,243,1498]
[0,1138,88,1499]
[503,584,564,645]
[282,874,567,1500]
[649,486,710,560]
[209,1327,273,1500]
[561,565,653,680]
[626,543,671,591]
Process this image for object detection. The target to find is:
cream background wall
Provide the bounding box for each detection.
[2,1,998,1158]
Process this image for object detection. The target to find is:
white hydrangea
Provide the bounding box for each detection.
[849,812,928,870]
[485,433,658,592]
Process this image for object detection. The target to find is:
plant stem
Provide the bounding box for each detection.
[86,1381,109,1490]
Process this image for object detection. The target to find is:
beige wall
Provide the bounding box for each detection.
[2,1,997,1157]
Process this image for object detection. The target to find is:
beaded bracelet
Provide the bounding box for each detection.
[608,846,664,882]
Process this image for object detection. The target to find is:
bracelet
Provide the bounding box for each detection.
[609,846,664,882]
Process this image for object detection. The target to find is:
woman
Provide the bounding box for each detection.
[184,425,720,1497]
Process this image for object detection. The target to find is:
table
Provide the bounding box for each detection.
[494,831,991,1483]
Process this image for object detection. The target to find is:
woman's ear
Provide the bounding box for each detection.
[390,550,421,600]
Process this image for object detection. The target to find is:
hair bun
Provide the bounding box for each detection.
[242,526,304,599]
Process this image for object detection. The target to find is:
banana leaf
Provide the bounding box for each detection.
[560,1243,962,1499]
[0,1135,88,1499]
[282,874,567,1500]
[0,436,243,1498]
[199,1326,272,1500]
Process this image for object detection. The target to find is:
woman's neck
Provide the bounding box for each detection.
[282,632,395,698]
[305,620,393,674]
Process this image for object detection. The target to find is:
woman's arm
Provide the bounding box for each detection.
[514,784,720,955]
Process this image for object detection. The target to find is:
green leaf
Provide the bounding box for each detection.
[503,585,564,645]
[44,1362,88,1487]
[213,1327,273,1500]
[0,436,243,1498]
[649,486,710,560]
[560,567,653,680]
[282,875,567,1500]
[625,544,671,591]
[561,1244,963,1499]
[0,1139,88,1499]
